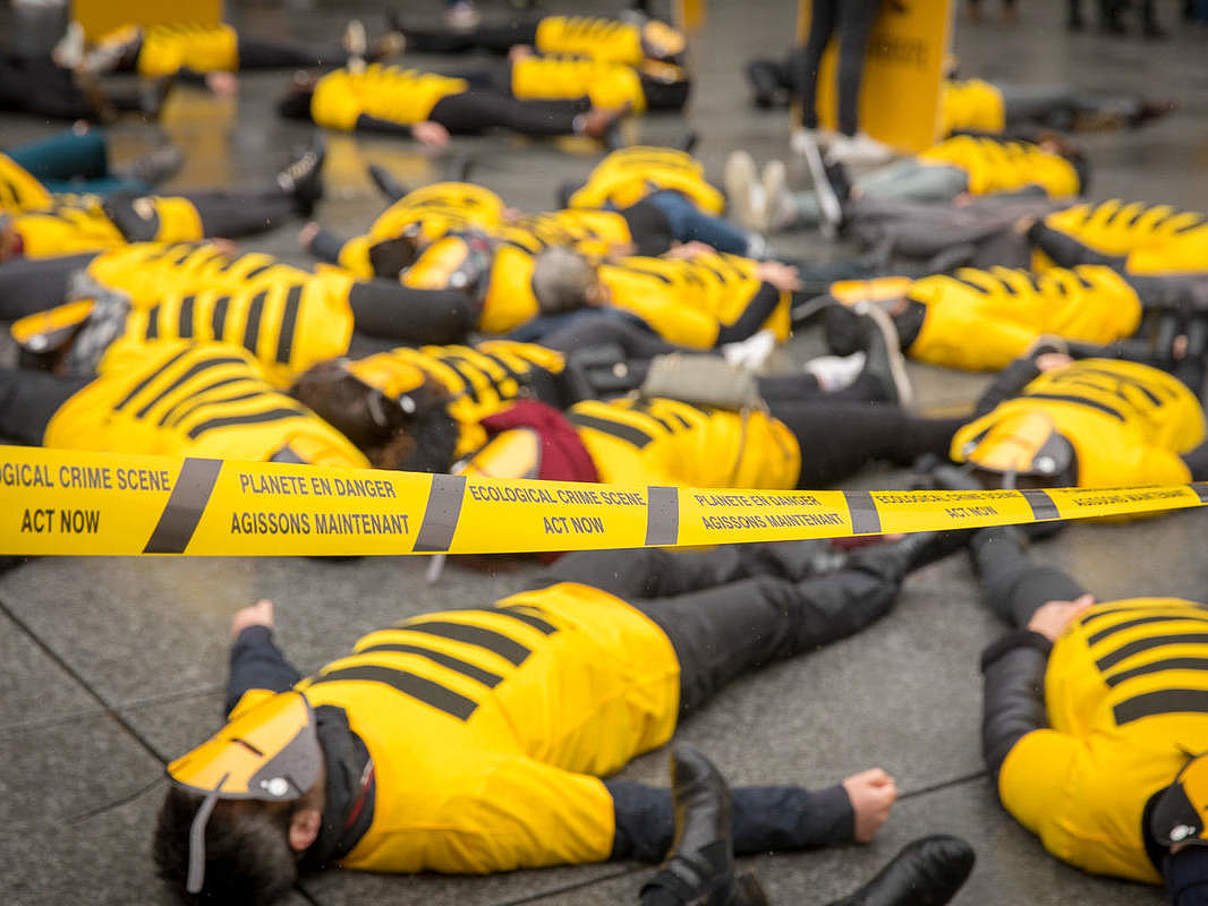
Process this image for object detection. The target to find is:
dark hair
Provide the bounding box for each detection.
[289,361,457,471]
[152,787,296,906]
[277,86,316,121]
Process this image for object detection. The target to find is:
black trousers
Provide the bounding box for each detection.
[234,37,344,70]
[797,0,883,136]
[346,280,479,345]
[398,22,540,55]
[769,400,965,488]
[537,542,913,714]
[971,527,1088,627]
[429,90,587,136]
[0,253,98,320]
[101,188,296,241]
[0,368,88,445]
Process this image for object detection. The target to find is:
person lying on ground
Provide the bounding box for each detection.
[1029,199,1208,276]
[965,515,1208,905]
[949,336,1208,491]
[277,64,628,147]
[725,135,1087,238]
[0,141,324,260]
[821,263,1208,372]
[154,529,960,902]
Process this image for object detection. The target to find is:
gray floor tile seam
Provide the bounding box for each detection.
[0,594,168,765]
[484,866,649,906]
[0,682,226,737]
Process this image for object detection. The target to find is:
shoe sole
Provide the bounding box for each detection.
[724,151,762,231]
[860,303,913,407]
[798,134,843,233]
[761,159,790,232]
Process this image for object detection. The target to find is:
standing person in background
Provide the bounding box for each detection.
[793,0,893,165]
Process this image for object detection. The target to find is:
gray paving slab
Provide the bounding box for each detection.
[0,711,161,829]
[0,610,100,728]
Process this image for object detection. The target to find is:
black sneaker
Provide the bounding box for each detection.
[855,304,912,406]
[798,132,846,237]
[746,61,788,109]
[828,835,975,906]
[278,139,326,217]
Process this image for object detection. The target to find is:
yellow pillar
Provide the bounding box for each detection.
[73,0,223,42]
[793,0,954,153]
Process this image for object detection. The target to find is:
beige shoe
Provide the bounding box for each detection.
[724,151,766,231]
[761,159,797,233]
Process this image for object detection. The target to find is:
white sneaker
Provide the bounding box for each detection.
[53,21,84,70]
[724,151,766,231]
[804,352,866,392]
[790,127,835,156]
[721,329,778,371]
[344,19,367,72]
[760,159,797,232]
[826,132,895,166]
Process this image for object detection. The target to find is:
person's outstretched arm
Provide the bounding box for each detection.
[608,768,897,862]
[225,600,302,717]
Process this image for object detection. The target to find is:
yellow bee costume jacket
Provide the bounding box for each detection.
[534,16,647,64]
[567,396,801,489]
[569,147,725,215]
[0,153,55,212]
[906,266,1143,371]
[347,341,566,459]
[952,358,1206,487]
[403,227,554,334]
[990,598,1208,883]
[230,583,680,873]
[939,78,1006,137]
[334,183,507,279]
[13,242,355,387]
[44,340,368,468]
[600,253,790,349]
[96,23,240,77]
[511,55,648,112]
[918,136,1080,199]
[8,195,204,258]
[1031,200,1208,275]
[310,65,469,131]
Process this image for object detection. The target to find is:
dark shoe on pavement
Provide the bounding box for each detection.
[855,303,912,406]
[1128,98,1179,128]
[746,60,788,109]
[828,834,975,906]
[639,746,767,906]
[278,139,326,217]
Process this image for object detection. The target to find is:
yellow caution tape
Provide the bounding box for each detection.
[1,444,1205,556]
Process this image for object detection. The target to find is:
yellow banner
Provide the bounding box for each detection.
[1,445,1205,557]
[795,0,954,153]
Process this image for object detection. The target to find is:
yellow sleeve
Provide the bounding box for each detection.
[425,756,615,873]
[998,728,1083,843]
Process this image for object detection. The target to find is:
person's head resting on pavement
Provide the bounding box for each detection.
[531,246,608,316]
[289,359,457,473]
